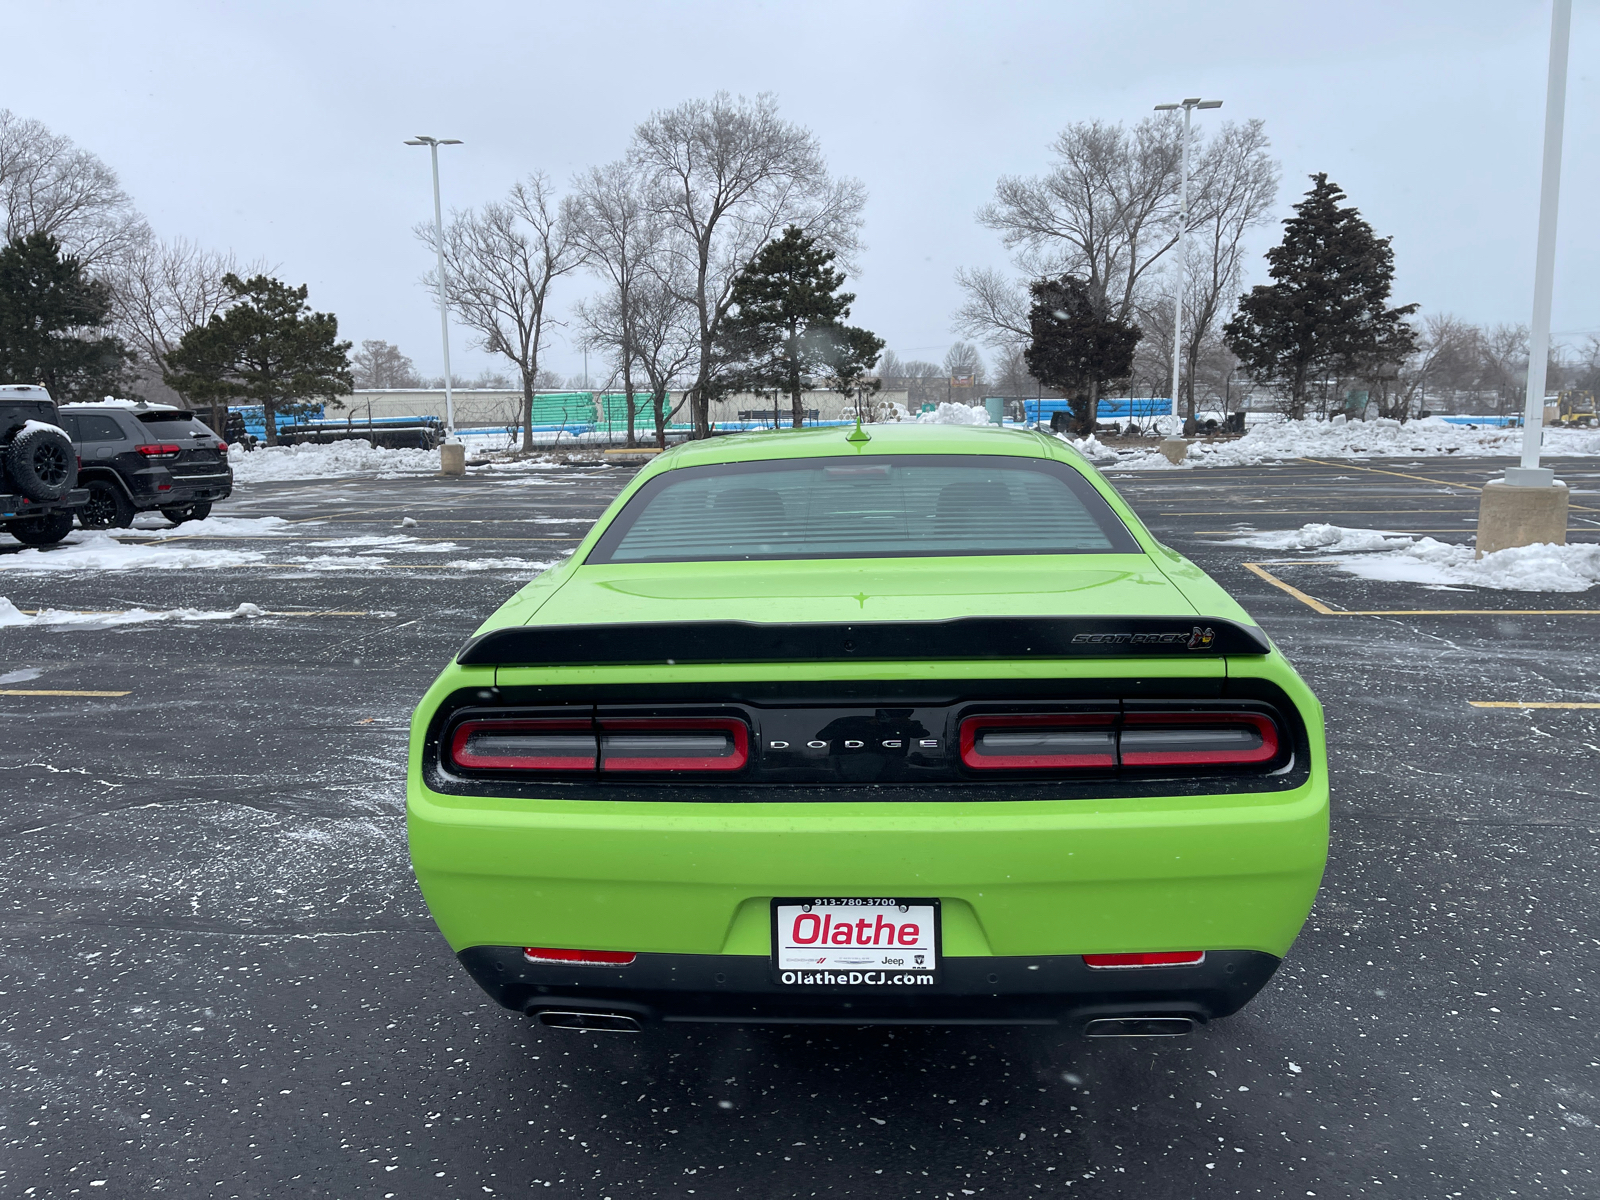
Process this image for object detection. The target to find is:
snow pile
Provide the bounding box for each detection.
[227,440,440,482]
[1109,416,1600,469]
[121,514,299,538]
[1227,522,1600,593]
[0,531,268,572]
[915,402,992,426]
[1338,539,1600,593]
[439,557,559,572]
[1228,523,1416,553]
[0,597,265,627]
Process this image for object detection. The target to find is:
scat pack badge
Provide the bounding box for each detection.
[1069,626,1219,650]
[1187,626,1216,651]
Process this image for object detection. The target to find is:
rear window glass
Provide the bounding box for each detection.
[136,411,215,437]
[587,454,1142,564]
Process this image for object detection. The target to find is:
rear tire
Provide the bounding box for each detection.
[79,479,135,529]
[5,509,76,546]
[161,500,212,525]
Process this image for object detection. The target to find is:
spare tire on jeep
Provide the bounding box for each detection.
[5,422,76,502]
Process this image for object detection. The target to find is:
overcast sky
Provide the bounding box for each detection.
[9,1,1596,382]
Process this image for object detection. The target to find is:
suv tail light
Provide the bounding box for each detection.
[217,441,229,454]
[447,715,749,775]
[598,717,748,772]
[136,443,182,459]
[958,710,1281,772]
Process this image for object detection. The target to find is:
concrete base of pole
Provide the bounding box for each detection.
[1158,438,1189,465]
[439,443,466,476]
[1475,479,1568,558]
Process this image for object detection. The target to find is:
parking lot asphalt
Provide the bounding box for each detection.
[2,455,1597,1199]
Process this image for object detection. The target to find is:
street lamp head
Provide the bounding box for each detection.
[1154,103,1179,111]
[439,139,463,145]
[405,137,434,146]
[1197,100,1223,109]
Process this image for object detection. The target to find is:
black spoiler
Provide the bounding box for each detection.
[456,616,1271,668]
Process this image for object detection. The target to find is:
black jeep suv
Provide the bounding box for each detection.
[58,402,233,528]
[0,385,88,546]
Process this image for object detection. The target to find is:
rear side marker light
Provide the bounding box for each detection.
[1083,951,1206,969]
[523,947,637,967]
[450,719,596,771]
[598,717,748,772]
[960,714,1115,770]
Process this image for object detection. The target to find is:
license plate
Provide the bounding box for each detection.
[770,898,941,986]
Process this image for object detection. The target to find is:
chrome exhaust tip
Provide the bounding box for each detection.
[1084,1016,1196,1038]
[534,1010,643,1033]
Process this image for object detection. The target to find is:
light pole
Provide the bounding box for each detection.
[1153,97,1221,434]
[1509,0,1570,486]
[405,135,462,438]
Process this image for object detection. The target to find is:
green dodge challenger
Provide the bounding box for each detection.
[407,423,1328,1035]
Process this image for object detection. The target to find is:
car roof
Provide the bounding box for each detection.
[650,422,1074,473]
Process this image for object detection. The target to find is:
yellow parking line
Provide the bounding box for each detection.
[1240,562,1600,617]
[1468,701,1600,709]
[1295,457,1599,513]
[0,689,131,697]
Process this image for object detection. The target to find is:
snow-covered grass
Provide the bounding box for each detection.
[1227,523,1600,593]
[1103,415,1600,469]
[0,597,265,627]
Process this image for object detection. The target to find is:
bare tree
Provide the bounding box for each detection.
[630,92,865,437]
[104,236,265,424]
[422,174,585,452]
[571,160,663,447]
[628,270,700,448]
[943,341,986,384]
[0,109,148,270]
[351,340,422,389]
[1476,323,1529,417]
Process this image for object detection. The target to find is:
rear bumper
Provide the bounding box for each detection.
[459,945,1281,1026]
[0,488,88,517]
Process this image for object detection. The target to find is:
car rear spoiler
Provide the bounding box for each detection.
[456,616,1271,668]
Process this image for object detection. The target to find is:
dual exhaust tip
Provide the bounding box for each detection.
[531,1009,1195,1037]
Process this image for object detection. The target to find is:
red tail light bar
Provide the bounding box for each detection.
[449,716,749,775]
[136,443,182,458]
[1084,951,1206,969]
[960,711,1279,771]
[523,947,636,966]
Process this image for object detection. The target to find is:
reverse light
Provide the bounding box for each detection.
[523,947,637,967]
[136,443,182,458]
[1083,951,1206,969]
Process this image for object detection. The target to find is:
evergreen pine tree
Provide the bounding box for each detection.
[164,274,353,444]
[1024,275,1141,435]
[715,227,882,427]
[1223,173,1417,419]
[0,233,132,401]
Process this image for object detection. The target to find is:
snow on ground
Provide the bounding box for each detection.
[0,531,269,572]
[1227,522,1600,593]
[1095,415,1600,469]
[0,597,265,627]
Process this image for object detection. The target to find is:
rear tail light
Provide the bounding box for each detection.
[217,441,229,454]
[1083,951,1206,969]
[598,717,748,772]
[961,714,1115,770]
[136,443,182,458]
[523,947,636,966]
[447,715,749,775]
[1118,712,1278,767]
[959,710,1281,772]
[450,719,596,771]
